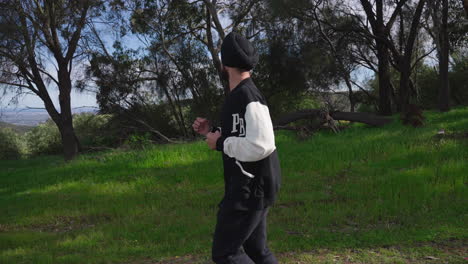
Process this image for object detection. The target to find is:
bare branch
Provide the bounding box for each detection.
[228,0,256,31]
[410,46,437,72]
[38,68,59,86]
[0,81,30,89]
[386,0,410,32]
[65,2,90,62]
[202,0,225,39]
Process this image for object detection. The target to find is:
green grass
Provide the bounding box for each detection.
[1,107,467,264]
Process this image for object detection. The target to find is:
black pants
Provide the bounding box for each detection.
[211,206,278,264]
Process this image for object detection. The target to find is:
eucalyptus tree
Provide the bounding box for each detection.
[356,0,409,115]
[129,0,222,129]
[128,0,262,94]
[87,0,263,134]
[395,0,428,119]
[424,0,467,111]
[0,0,103,160]
[266,0,387,113]
[348,0,435,123]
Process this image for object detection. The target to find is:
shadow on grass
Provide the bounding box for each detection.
[1,157,223,263]
[0,156,222,224]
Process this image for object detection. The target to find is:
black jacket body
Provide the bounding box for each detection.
[214,78,281,211]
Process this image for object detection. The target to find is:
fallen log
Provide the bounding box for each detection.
[330,111,393,126]
[273,109,392,129]
[273,109,325,127]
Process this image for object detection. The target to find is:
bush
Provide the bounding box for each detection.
[0,128,25,159]
[357,103,378,113]
[401,103,426,127]
[73,113,119,149]
[123,133,153,150]
[25,119,62,156]
[417,65,439,109]
[347,76,380,113]
[24,113,120,156]
[450,54,468,105]
[416,56,468,109]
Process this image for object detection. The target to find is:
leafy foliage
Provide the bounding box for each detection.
[73,113,120,148]
[24,113,122,156]
[25,120,63,156]
[0,128,24,159]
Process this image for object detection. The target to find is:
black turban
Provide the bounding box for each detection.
[221,32,259,71]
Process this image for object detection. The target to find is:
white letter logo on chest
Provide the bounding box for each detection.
[231,113,245,136]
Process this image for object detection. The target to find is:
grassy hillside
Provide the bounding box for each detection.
[0,121,33,134]
[0,107,467,264]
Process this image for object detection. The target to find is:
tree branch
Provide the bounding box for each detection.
[0,81,30,89]
[202,0,225,39]
[65,1,90,62]
[410,46,437,72]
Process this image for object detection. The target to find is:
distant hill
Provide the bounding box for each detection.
[0,121,33,134]
[0,107,97,126]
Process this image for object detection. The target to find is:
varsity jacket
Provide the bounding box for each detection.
[213,77,281,211]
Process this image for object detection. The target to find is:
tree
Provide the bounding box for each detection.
[309,0,361,112]
[425,0,467,111]
[396,0,427,114]
[437,0,450,111]
[88,0,263,127]
[284,0,415,115]
[260,0,366,114]
[0,0,101,160]
[84,0,225,137]
[358,0,411,116]
[128,0,223,128]
[128,0,260,95]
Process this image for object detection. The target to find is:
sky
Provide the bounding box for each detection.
[0,5,378,111]
[0,88,98,110]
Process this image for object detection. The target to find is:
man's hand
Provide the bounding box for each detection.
[192,117,210,136]
[206,131,221,150]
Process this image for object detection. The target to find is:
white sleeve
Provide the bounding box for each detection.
[222,101,276,162]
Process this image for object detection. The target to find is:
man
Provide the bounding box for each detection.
[192,32,281,264]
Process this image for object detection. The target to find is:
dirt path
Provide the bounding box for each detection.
[126,239,467,264]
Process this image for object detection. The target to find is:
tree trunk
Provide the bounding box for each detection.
[344,76,355,112]
[173,90,189,137]
[376,42,393,115]
[399,60,412,111]
[58,66,79,161]
[438,0,450,111]
[205,5,229,95]
[41,95,79,161]
[376,0,393,116]
[399,0,427,112]
[59,121,79,161]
